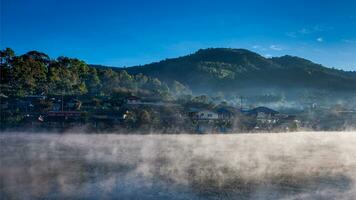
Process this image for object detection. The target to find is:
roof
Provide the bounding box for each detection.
[244,106,279,116]
[198,110,218,114]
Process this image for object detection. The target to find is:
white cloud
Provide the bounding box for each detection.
[270,45,283,51]
[252,45,261,49]
[290,25,331,38]
[316,37,323,42]
[252,45,267,51]
[264,54,273,58]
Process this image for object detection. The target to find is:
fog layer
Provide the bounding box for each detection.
[1,132,356,199]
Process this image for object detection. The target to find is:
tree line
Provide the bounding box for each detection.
[0,48,191,99]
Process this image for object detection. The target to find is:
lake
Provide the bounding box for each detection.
[1,132,356,199]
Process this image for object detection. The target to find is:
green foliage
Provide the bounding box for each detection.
[171,81,192,96]
[11,55,47,96]
[85,68,101,95]
[48,61,76,95]
[126,48,356,95]
[24,51,50,64]
[0,48,15,66]
[1,48,15,94]
[1,48,188,101]
[198,61,236,79]
[139,109,151,124]
[184,95,215,109]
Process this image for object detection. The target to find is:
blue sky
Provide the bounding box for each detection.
[1,0,356,70]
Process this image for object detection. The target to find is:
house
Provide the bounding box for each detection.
[240,106,300,131]
[244,106,278,123]
[248,106,279,116]
[23,95,46,107]
[188,108,219,120]
[197,110,219,120]
[187,108,199,118]
[238,106,279,130]
[186,108,219,133]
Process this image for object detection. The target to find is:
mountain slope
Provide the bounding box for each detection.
[92,48,356,95]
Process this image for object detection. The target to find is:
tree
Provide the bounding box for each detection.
[139,109,151,124]
[0,48,15,66]
[0,48,15,95]
[48,60,74,95]
[193,95,211,104]
[24,51,50,65]
[99,69,119,95]
[117,70,134,88]
[85,67,101,95]
[47,57,89,95]
[184,95,214,109]
[171,80,191,97]
[11,55,47,96]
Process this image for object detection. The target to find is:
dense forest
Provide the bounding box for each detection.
[0,48,191,99]
[0,48,215,133]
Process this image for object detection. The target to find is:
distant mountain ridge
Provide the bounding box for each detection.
[91,48,356,95]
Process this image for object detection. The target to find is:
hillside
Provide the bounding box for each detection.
[93,48,356,97]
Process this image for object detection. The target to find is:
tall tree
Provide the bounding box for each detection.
[85,67,101,95]
[0,48,15,95]
[24,51,50,65]
[48,60,75,95]
[11,55,47,96]
[0,48,15,66]
[48,57,89,95]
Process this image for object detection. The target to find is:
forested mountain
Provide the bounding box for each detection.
[122,48,356,95]
[2,47,356,101]
[0,48,191,99]
[2,47,356,131]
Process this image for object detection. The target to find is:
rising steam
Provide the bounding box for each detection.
[1,132,356,199]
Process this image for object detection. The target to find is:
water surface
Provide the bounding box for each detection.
[1,132,356,199]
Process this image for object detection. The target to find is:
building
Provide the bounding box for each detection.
[188,108,219,120]
[244,106,279,123]
[186,108,219,133]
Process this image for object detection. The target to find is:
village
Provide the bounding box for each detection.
[4,93,353,133]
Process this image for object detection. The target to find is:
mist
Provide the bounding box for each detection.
[1,132,356,199]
